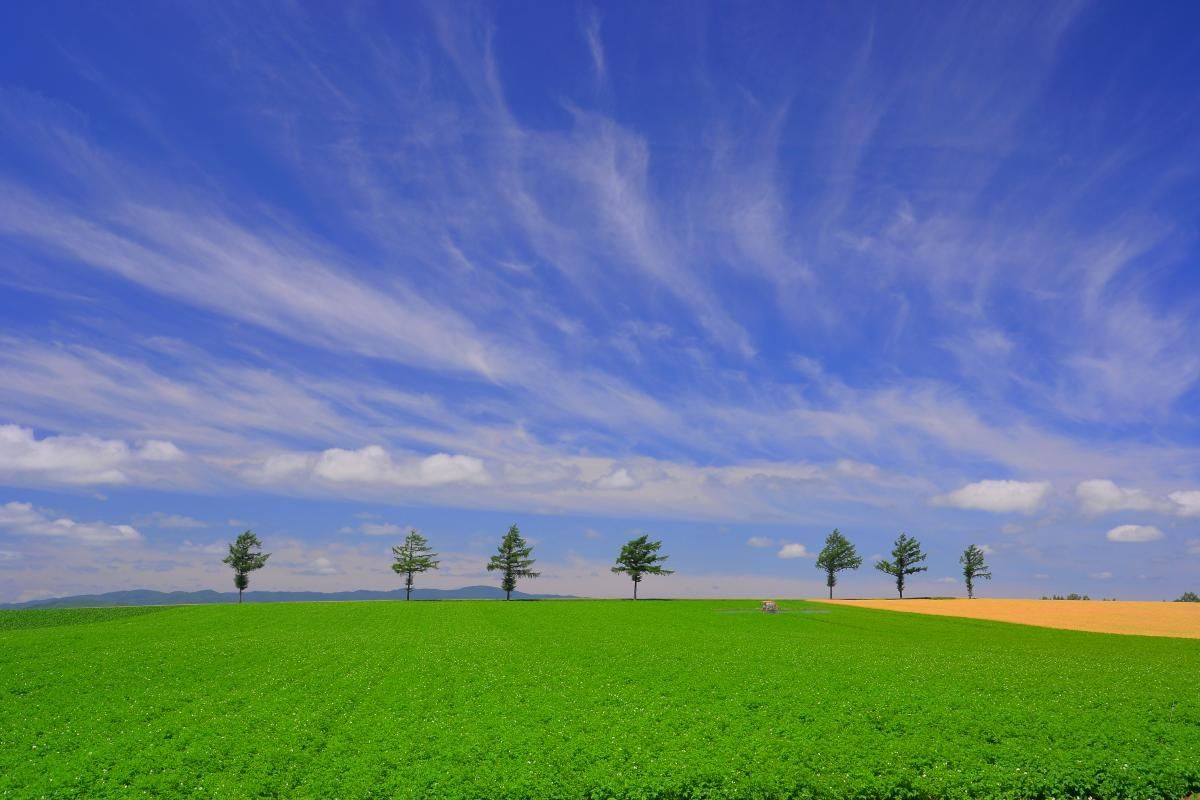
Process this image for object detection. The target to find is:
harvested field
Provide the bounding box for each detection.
[815,597,1200,638]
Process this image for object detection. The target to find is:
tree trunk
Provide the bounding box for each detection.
[634,580,638,600]
[828,584,833,600]
[406,586,411,601]
[505,589,510,601]
[238,589,243,604]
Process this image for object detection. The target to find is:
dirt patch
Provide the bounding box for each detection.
[812,598,1200,639]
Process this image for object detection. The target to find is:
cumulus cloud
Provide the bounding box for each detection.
[932,480,1051,513]
[299,557,338,576]
[0,424,184,485]
[248,445,488,489]
[1076,480,1164,515]
[1168,490,1200,517]
[1105,524,1164,543]
[595,467,638,490]
[777,543,810,559]
[747,536,775,548]
[0,501,141,544]
[360,522,406,537]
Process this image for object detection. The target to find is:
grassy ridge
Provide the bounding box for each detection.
[1,600,1197,799]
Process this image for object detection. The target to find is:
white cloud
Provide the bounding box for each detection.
[932,480,1051,513]
[978,544,994,555]
[0,501,141,544]
[134,512,208,529]
[936,576,958,584]
[301,557,338,576]
[137,441,186,462]
[833,459,879,479]
[584,528,603,540]
[360,522,406,537]
[584,9,606,82]
[777,543,811,559]
[747,536,775,548]
[250,445,488,489]
[1168,490,1200,517]
[1187,539,1200,555]
[1089,571,1113,580]
[0,424,185,486]
[179,540,226,555]
[595,468,638,490]
[0,550,19,561]
[1076,479,1164,515]
[1105,524,1164,543]
[417,453,488,486]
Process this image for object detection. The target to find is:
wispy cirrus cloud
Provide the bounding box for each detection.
[1,1,1199,603]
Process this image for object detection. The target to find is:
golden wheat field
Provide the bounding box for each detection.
[813,598,1200,638]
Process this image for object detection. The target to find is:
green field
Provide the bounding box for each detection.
[2,600,1198,799]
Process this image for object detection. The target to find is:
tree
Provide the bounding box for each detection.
[1176,591,1200,603]
[486,524,539,600]
[223,530,270,604]
[814,529,863,599]
[612,535,674,599]
[391,529,440,601]
[959,544,992,599]
[874,533,927,599]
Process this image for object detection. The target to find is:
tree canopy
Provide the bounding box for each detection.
[611,535,674,599]
[874,533,927,599]
[486,524,539,600]
[391,530,440,600]
[222,530,270,604]
[814,529,863,599]
[959,544,992,599]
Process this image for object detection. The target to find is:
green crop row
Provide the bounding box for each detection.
[2,600,1197,799]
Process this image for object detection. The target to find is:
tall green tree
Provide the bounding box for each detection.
[874,533,927,599]
[960,544,992,599]
[815,529,863,599]
[486,524,539,600]
[223,530,270,604]
[391,529,440,601]
[612,535,674,599]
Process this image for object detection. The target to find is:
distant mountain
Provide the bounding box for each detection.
[0,585,575,610]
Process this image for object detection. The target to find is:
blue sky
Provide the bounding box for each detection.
[2,1,1199,603]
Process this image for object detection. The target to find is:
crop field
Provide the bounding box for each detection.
[815,598,1200,639]
[2,600,1199,800]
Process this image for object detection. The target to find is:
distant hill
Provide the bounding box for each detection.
[0,585,576,610]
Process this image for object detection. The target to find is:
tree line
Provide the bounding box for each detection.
[221,526,674,601]
[222,527,999,602]
[815,530,991,599]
